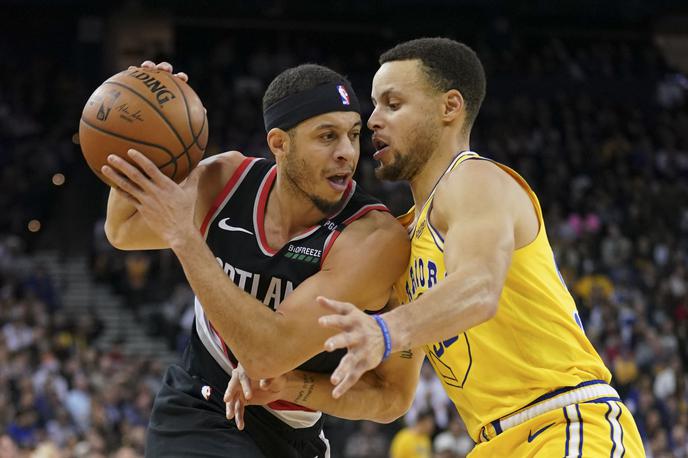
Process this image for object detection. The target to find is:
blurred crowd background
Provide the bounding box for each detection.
[2,0,688,457]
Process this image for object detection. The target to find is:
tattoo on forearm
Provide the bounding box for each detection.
[400,349,413,359]
[294,373,315,403]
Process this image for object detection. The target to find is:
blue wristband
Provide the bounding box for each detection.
[373,315,392,362]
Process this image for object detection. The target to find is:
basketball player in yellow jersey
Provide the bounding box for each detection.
[317,38,645,457]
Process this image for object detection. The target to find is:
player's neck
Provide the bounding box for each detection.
[409,135,470,209]
[263,173,328,249]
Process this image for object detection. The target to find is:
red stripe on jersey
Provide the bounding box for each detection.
[268,400,316,412]
[255,167,278,255]
[208,321,236,368]
[320,204,388,266]
[200,157,254,237]
[320,230,342,267]
[342,204,390,226]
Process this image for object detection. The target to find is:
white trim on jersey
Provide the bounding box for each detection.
[263,405,322,429]
[288,225,322,243]
[253,165,277,256]
[194,299,235,374]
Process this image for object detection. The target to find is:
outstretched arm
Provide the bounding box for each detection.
[225,345,423,428]
[319,160,533,396]
[224,296,424,426]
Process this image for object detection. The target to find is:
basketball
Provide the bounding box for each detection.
[79,67,208,185]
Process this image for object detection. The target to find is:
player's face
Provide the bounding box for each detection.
[285,111,361,213]
[368,60,443,182]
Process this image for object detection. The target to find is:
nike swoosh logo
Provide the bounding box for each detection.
[218,218,253,235]
[528,422,555,443]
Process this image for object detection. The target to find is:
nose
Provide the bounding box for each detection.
[368,105,382,131]
[335,135,357,163]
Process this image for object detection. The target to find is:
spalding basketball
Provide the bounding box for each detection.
[79,67,208,185]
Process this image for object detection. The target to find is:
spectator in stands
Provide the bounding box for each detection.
[405,362,451,430]
[390,409,434,458]
[433,414,474,458]
[343,421,389,458]
[1,14,687,456]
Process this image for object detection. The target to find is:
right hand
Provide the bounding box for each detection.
[129,60,188,82]
[223,365,287,430]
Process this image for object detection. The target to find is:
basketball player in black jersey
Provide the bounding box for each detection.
[102,61,424,457]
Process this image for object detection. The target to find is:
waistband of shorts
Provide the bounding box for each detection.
[478,380,620,442]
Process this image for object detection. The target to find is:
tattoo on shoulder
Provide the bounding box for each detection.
[294,373,315,404]
[400,349,413,359]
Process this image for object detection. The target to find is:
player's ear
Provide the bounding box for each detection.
[442,89,464,123]
[267,128,290,160]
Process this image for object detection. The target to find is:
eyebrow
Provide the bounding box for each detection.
[314,120,362,130]
[371,88,396,105]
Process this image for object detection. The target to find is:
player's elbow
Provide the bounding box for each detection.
[379,391,415,423]
[365,401,405,424]
[104,219,137,251]
[104,218,128,250]
[370,378,416,424]
[373,411,402,424]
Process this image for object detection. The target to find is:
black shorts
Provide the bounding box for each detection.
[145,329,329,457]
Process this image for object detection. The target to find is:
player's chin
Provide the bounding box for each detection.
[321,189,344,206]
[374,160,403,181]
[311,188,345,214]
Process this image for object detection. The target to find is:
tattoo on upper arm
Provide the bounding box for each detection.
[294,373,315,403]
[400,349,414,359]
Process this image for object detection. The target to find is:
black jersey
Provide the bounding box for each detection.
[193,156,388,428]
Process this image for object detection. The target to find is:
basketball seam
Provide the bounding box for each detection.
[156,114,206,171]
[103,80,187,152]
[80,117,179,180]
[166,76,196,172]
[165,78,208,149]
[157,115,207,171]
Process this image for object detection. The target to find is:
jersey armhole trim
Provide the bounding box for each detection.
[342,203,390,226]
[200,157,257,237]
[320,230,342,267]
[321,204,390,266]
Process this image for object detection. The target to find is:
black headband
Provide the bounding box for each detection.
[263,82,361,132]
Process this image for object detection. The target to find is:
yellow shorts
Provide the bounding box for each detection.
[469,400,645,457]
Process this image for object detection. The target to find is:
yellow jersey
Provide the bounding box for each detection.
[396,151,611,442]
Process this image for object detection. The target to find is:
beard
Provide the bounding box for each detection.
[283,149,345,215]
[374,116,441,182]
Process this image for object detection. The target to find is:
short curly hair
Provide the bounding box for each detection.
[380,37,486,131]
